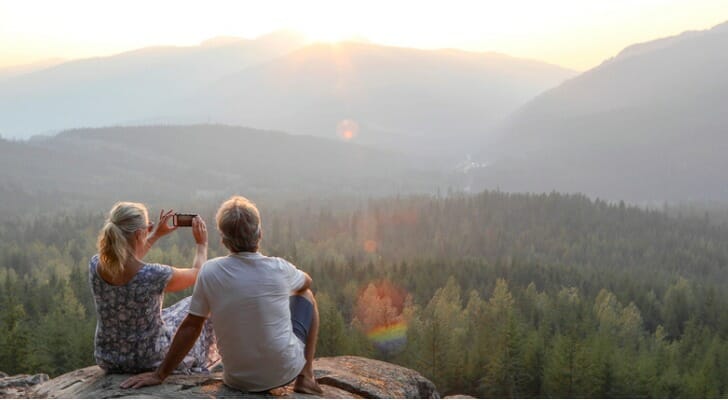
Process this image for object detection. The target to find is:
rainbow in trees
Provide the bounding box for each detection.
[367,321,407,353]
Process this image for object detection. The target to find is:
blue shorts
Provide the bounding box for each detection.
[289,295,313,343]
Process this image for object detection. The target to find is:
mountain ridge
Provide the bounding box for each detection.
[0,35,576,161]
[173,40,576,159]
[474,19,728,202]
[0,124,446,214]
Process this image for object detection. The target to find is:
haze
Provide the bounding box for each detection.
[1,0,726,71]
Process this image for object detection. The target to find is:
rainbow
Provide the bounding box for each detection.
[367,321,407,353]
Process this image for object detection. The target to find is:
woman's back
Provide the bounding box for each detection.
[89,254,173,372]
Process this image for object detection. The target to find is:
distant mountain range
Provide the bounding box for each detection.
[0,124,446,214]
[473,21,728,202]
[0,32,575,160]
[172,42,575,158]
[3,22,728,205]
[0,31,307,139]
[0,58,65,82]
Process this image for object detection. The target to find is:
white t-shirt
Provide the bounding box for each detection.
[188,252,307,392]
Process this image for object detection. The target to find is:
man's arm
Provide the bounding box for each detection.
[120,314,207,389]
[292,271,312,295]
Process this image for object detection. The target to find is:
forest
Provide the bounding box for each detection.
[1,190,727,397]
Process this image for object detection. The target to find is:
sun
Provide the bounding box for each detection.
[299,25,359,44]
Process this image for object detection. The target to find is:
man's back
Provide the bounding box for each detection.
[188,252,306,392]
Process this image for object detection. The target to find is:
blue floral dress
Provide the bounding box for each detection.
[89,255,220,373]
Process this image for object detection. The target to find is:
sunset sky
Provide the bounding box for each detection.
[0,0,726,71]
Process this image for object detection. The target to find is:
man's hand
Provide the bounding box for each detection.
[120,371,163,389]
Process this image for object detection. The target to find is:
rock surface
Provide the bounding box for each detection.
[0,373,49,398]
[31,356,439,399]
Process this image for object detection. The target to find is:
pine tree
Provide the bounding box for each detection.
[316,292,347,356]
[0,295,29,374]
[28,282,93,376]
[419,277,467,394]
[481,279,525,397]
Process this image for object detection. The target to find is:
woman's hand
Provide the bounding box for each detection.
[192,215,208,246]
[149,209,177,241]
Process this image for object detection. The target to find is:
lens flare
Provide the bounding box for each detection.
[367,321,407,353]
[363,239,378,253]
[354,280,409,354]
[337,119,359,140]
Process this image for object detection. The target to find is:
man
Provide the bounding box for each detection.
[120,196,323,395]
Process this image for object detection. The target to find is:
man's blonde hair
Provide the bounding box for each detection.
[216,196,261,253]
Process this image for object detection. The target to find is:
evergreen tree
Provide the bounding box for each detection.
[28,282,93,376]
[0,295,29,374]
[316,292,347,356]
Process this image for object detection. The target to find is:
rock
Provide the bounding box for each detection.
[31,356,439,399]
[443,395,476,399]
[0,373,7,378]
[0,374,49,388]
[0,373,49,398]
[314,356,438,399]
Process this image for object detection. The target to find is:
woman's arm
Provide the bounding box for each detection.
[165,216,208,292]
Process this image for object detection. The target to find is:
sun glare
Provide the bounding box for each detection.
[0,1,726,70]
[337,119,359,141]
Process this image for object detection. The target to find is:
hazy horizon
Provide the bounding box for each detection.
[1,0,727,71]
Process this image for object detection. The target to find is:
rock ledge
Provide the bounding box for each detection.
[30,356,439,399]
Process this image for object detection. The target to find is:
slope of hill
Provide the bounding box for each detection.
[0,31,306,139]
[0,124,443,214]
[176,42,576,158]
[0,58,65,82]
[475,21,728,202]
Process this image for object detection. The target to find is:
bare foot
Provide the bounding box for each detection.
[293,374,323,396]
[267,386,288,396]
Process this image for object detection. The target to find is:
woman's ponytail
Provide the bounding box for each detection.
[97,221,130,280]
[96,202,148,280]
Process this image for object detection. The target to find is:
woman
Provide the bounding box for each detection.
[89,201,219,373]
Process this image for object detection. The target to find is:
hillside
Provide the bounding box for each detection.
[0,125,442,214]
[0,58,65,82]
[176,42,576,158]
[0,31,306,139]
[474,21,728,202]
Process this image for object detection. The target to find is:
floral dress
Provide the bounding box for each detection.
[89,255,220,373]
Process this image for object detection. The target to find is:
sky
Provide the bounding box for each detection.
[0,0,726,71]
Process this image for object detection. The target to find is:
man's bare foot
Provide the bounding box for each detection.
[266,386,288,396]
[293,374,323,396]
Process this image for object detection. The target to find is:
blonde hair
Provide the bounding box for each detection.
[97,202,148,280]
[216,196,261,253]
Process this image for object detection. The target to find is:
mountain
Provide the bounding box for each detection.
[0,38,575,160]
[474,21,728,202]
[0,124,444,214]
[174,42,576,159]
[0,58,65,82]
[0,31,307,139]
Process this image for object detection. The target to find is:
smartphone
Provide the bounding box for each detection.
[172,213,197,227]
